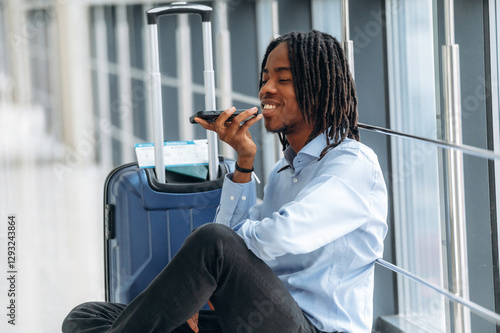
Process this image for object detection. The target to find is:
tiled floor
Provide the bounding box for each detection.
[0,105,107,332]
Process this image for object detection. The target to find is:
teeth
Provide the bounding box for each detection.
[263,104,276,110]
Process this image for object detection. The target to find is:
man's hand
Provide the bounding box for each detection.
[194,107,263,183]
[186,301,215,332]
[187,313,200,333]
[194,107,261,158]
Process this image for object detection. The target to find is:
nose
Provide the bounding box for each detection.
[259,79,277,97]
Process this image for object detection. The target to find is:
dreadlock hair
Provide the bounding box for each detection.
[259,30,359,159]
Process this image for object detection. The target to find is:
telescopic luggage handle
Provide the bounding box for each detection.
[146,2,219,183]
[147,3,212,24]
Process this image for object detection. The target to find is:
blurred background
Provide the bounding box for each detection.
[1,0,500,332]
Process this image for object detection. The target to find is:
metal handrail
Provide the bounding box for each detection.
[358,122,500,161]
[363,120,500,326]
[376,259,500,326]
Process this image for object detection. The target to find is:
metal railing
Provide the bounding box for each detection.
[376,258,500,326]
[359,122,500,328]
[358,123,500,161]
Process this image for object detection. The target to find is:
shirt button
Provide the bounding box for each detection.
[293,178,298,183]
[230,195,235,200]
[241,196,246,201]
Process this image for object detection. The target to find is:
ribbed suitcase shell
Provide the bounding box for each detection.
[104,161,233,303]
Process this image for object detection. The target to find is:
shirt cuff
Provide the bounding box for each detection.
[214,173,256,229]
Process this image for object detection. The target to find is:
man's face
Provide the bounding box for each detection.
[259,43,313,144]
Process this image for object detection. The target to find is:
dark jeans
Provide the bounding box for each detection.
[62,223,324,333]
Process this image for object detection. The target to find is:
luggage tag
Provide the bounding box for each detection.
[135,140,209,179]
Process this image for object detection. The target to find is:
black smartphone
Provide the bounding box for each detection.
[189,109,255,124]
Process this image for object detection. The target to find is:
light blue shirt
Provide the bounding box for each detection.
[214,133,388,332]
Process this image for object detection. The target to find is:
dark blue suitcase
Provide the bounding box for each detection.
[104,3,230,304]
[104,161,233,303]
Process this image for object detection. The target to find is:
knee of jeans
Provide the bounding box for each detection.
[190,223,240,248]
[62,302,115,332]
[62,302,100,328]
[62,315,81,333]
[61,303,88,332]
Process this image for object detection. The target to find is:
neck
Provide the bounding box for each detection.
[287,136,307,153]
[286,130,318,153]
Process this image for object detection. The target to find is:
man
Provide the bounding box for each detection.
[62,30,387,333]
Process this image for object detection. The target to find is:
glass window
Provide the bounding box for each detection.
[385,0,446,329]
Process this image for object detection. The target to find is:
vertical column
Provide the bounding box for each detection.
[47,2,63,145]
[494,3,500,312]
[94,6,112,168]
[5,0,31,105]
[0,2,8,103]
[311,0,354,84]
[256,0,280,183]
[116,5,135,163]
[385,0,445,323]
[486,0,500,320]
[311,0,342,39]
[442,0,470,331]
[57,0,95,166]
[341,0,354,77]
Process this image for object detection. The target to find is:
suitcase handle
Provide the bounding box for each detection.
[146,2,219,183]
[147,3,212,25]
[146,2,218,183]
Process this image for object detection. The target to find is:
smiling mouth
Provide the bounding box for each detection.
[262,104,277,112]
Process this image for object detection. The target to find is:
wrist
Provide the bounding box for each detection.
[235,162,254,173]
[232,157,255,183]
[236,156,255,170]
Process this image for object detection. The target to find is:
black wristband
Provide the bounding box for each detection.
[235,162,254,173]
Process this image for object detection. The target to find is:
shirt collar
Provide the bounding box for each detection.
[282,132,329,174]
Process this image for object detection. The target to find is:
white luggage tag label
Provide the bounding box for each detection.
[135,139,209,168]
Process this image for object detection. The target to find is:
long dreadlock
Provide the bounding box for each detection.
[259,30,359,159]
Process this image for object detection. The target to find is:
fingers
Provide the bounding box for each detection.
[187,313,199,333]
[238,109,263,132]
[208,300,215,311]
[193,107,237,130]
[193,117,215,131]
[194,107,261,156]
[229,107,260,126]
[194,107,261,129]
[215,107,238,124]
[192,107,238,133]
[216,107,261,133]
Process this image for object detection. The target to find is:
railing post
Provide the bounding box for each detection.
[341,0,354,78]
[442,0,471,331]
